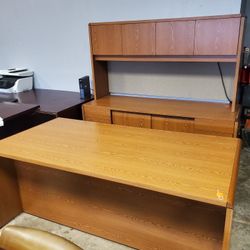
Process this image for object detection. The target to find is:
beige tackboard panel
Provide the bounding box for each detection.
[108,62,234,102]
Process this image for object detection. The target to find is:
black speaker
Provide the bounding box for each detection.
[79,76,91,99]
[242,85,250,107]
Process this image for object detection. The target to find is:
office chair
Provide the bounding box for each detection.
[0,226,82,250]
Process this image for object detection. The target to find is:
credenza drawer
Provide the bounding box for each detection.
[152,115,194,133]
[112,111,151,128]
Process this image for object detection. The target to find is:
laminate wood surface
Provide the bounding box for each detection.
[89,14,241,26]
[0,103,39,121]
[156,21,195,55]
[92,60,109,99]
[15,161,225,250]
[0,118,240,207]
[112,111,151,128]
[84,95,238,122]
[94,55,237,62]
[152,115,194,133]
[194,17,241,55]
[83,104,111,123]
[195,118,235,137]
[10,89,93,116]
[231,17,245,112]
[222,208,233,250]
[122,23,155,55]
[91,24,122,55]
[0,158,22,227]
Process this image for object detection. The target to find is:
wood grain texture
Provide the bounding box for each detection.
[194,18,241,55]
[83,95,238,122]
[156,21,195,55]
[16,162,225,250]
[152,115,194,133]
[0,103,38,121]
[195,118,235,137]
[233,121,239,137]
[227,139,241,208]
[0,157,22,227]
[231,17,245,112]
[89,14,241,26]
[92,60,109,99]
[0,118,240,207]
[122,23,155,55]
[82,104,111,123]
[91,24,122,55]
[222,208,233,250]
[112,111,151,128]
[94,55,237,62]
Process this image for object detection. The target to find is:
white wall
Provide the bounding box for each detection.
[0,0,242,101]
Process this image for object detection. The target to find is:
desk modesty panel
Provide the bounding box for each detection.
[0,118,241,249]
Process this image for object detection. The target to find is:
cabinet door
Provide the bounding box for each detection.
[91,24,122,55]
[83,104,111,124]
[156,21,195,55]
[194,118,234,137]
[194,18,240,55]
[152,116,194,133]
[122,23,155,55]
[112,111,151,128]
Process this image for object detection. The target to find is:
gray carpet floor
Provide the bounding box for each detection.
[1,148,250,250]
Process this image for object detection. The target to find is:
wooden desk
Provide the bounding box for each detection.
[0,89,93,138]
[13,89,93,118]
[0,118,241,249]
[0,103,39,139]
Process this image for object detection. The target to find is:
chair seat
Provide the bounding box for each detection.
[0,226,82,250]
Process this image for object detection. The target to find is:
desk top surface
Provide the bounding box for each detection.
[1,89,93,115]
[0,102,39,121]
[0,118,240,207]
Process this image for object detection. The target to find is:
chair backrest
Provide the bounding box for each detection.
[0,226,82,250]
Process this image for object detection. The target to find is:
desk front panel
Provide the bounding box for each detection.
[15,160,225,250]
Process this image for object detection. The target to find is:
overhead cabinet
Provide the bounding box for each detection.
[194,18,241,55]
[156,21,195,55]
[122,23,156,55]
[90,16,241,57]
[91,24,122,55]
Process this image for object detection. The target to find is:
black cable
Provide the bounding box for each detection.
[217,62,232,103]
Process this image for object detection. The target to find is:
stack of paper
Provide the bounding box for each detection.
[0,117,4,127]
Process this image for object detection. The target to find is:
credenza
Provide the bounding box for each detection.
[83,14,245,137]
[0,118,241,249]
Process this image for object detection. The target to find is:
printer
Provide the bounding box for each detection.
[0,68,33,93]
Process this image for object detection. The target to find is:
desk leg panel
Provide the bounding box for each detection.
[16,161,226,250]
[0,158,22,227]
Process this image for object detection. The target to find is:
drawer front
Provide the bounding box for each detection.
[112,111,151,128]
[195,118,234,137]
[152,116,194,133]
[82,105,111,124]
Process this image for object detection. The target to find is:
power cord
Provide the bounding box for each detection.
[217,62,232,103]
